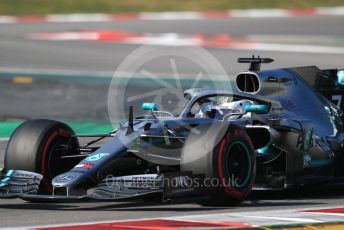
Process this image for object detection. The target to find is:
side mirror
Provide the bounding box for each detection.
[245,104,269,114]
[337,69,344,85]
[142,103,158,111]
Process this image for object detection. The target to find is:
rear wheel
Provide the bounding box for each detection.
[5,119,79,192]
[181,123,256,206]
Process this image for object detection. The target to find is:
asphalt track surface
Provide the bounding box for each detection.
[1,15,344,228]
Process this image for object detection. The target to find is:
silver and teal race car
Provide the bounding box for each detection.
[1,57,343,205]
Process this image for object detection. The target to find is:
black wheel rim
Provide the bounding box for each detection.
[224,141,251,188]
[47,137,79,179]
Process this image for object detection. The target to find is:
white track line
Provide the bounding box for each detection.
[301,212,344,217]
[317,7,344,16]
[46,14,112,23]
[140,11,203,20]
[226,214,322,223]
[229,9,290,18]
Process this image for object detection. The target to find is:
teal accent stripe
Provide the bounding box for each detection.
[1,177,10,183]
[5,169,14,177]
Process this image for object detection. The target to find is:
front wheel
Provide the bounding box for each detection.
[181,124,256,206]
[5,119,80,192]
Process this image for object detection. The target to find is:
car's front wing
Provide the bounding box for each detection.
[0,170,206,203]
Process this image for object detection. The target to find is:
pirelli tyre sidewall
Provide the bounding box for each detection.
[181,123,256,205]
[212,126,256,204]
[4,119,79,193]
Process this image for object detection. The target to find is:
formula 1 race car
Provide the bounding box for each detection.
[1,57,343,205]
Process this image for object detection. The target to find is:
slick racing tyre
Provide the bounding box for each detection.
[181,123,256,206]
[5,119,79,192]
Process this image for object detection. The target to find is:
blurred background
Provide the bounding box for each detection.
[0,0,344,138]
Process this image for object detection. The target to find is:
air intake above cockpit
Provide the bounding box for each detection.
[236,73,260,94]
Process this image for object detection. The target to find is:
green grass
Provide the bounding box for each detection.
[0,121,115,139]
[0,0,344,15]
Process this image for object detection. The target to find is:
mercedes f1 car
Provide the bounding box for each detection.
[1,57,344,205]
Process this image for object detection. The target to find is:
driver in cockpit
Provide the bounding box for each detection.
[196,98,255,120]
